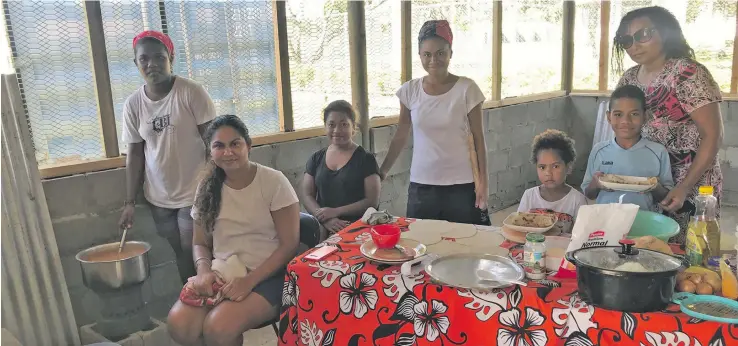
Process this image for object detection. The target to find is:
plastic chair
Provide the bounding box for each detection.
[257,212,322,335]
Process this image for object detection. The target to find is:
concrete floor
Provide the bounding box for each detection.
[241,205,738,346]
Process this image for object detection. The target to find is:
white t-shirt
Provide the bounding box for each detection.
[517,186,588,234]
[191,164,299,271]
[396,76,485,185]
[121,77,216,208]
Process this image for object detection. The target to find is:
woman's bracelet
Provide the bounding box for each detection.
[195,257,212,269]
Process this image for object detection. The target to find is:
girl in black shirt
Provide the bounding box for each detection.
[301,100,381,235]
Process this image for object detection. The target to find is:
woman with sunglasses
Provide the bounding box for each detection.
[614,6,723,243]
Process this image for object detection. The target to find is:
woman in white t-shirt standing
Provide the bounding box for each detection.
[379,20,490,225]
[119,31,216,283]
[167,115,300,345]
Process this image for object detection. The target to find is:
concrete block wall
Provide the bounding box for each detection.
[42,98,569,327]
[484,97,570,210]
[568,96,738,206]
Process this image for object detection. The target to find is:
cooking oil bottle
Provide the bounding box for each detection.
[685,186,720,267]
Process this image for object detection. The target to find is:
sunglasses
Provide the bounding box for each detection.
[616,27,657,49]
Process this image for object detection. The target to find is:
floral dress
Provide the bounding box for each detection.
[617,58,723,243]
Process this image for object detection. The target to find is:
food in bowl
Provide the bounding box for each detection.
[510,213,555,228]
[601,174,657,186]
[83,243,148,262]
[676,267,722,295]
[633,236,673,255]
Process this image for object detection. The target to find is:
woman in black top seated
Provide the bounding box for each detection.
[301,100,381,235]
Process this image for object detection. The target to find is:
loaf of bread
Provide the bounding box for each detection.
[633,235,673,255]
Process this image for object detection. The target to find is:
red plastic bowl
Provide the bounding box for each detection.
[370,224,401,249]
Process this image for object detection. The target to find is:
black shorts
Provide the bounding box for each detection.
[406,182,491,225]
[252,271,285,308]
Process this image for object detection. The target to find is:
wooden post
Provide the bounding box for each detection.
[561,0,576,93]
[84,0,119,158]
[730,6,738,95]
[272,0,294,132]
[491,1,502,101]
[400,0,412,83]
[598,0,611,91]
[348,1,370,149]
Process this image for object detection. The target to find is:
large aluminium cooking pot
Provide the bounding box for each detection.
[75,241,151,291]
[565,239,684,312]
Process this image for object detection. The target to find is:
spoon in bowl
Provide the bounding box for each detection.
[476,269,528,286]
[118,227,129,254]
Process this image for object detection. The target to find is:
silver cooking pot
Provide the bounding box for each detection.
[75,241,151,291]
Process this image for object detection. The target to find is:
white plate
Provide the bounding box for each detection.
[502,212,557,233]
[600,174,657,192]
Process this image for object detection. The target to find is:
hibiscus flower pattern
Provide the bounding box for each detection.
[338,272,379,318]
[382,270,425,303]
[552,294,599,338]
[282,271,299,308]
[309,260,349,288]
[457,288,509,322]
[413,300,451,342]
[497,307,548,346]
[641,331,704,346]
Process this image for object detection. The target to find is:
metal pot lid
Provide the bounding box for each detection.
[571,239,682,273]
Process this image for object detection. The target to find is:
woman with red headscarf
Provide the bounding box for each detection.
[379,20,490,225]
[118,31,217,282]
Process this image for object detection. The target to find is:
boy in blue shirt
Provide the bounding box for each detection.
[582,85,674,210]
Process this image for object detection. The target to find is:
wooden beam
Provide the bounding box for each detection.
[561,0,576,93]
[730,2,738,94]
[598,0,611,91]
[84,0,119,158]
[39,156,127,179]
[491,1,503,101]
[348,1,370,149]
[272,0,294,132]
[482,90,567,109]
[400,0,412,83]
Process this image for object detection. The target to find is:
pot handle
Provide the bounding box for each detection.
[672,292,695,306]
[564,251,577,265]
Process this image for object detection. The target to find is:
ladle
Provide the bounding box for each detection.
[118,227,129,254]
[476,269,528,286]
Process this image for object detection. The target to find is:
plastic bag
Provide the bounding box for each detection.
[555,201,639,278]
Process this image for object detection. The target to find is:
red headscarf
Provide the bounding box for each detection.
[132,30,174,56]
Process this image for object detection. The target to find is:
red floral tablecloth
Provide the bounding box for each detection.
[278,221,738,346]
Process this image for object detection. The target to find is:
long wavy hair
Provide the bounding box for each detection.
[194,114,252,235]
[612,6,694,74]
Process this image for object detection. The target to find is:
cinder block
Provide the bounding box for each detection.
[390,194,408,217]
[379,178,398,203]
[249,144,277,168]
[509,145,532,168]
[548,97,567,120]
[724,123,738,147]
[139,318,172,346]
[511,125,535,148]
[525,99,551,122]
[486,108,504,131]
[501,104,528,127]
[53,216,120,256]
[726,147,738,167]
[722,166,738,191]
[388,149,413,176]
[61,254,84,291]
[150,262,182,298]
[86,169,127,213]
[484,131,497,153]
[371,125,395,153]
[79,318,172,346]
[43,174,93,219]
[487,151,509,174]
[497,167,521,190]
[723,190,738,207]
[274,137,326,171]
[68,286,100,327]
[486,173,499,194]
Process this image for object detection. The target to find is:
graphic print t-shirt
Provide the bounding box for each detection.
[121,77,216,208]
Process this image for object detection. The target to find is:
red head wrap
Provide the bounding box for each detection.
[132,30,174,56]
[418,20,453,46]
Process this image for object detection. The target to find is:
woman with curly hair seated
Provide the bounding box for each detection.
[167,114,300,346]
